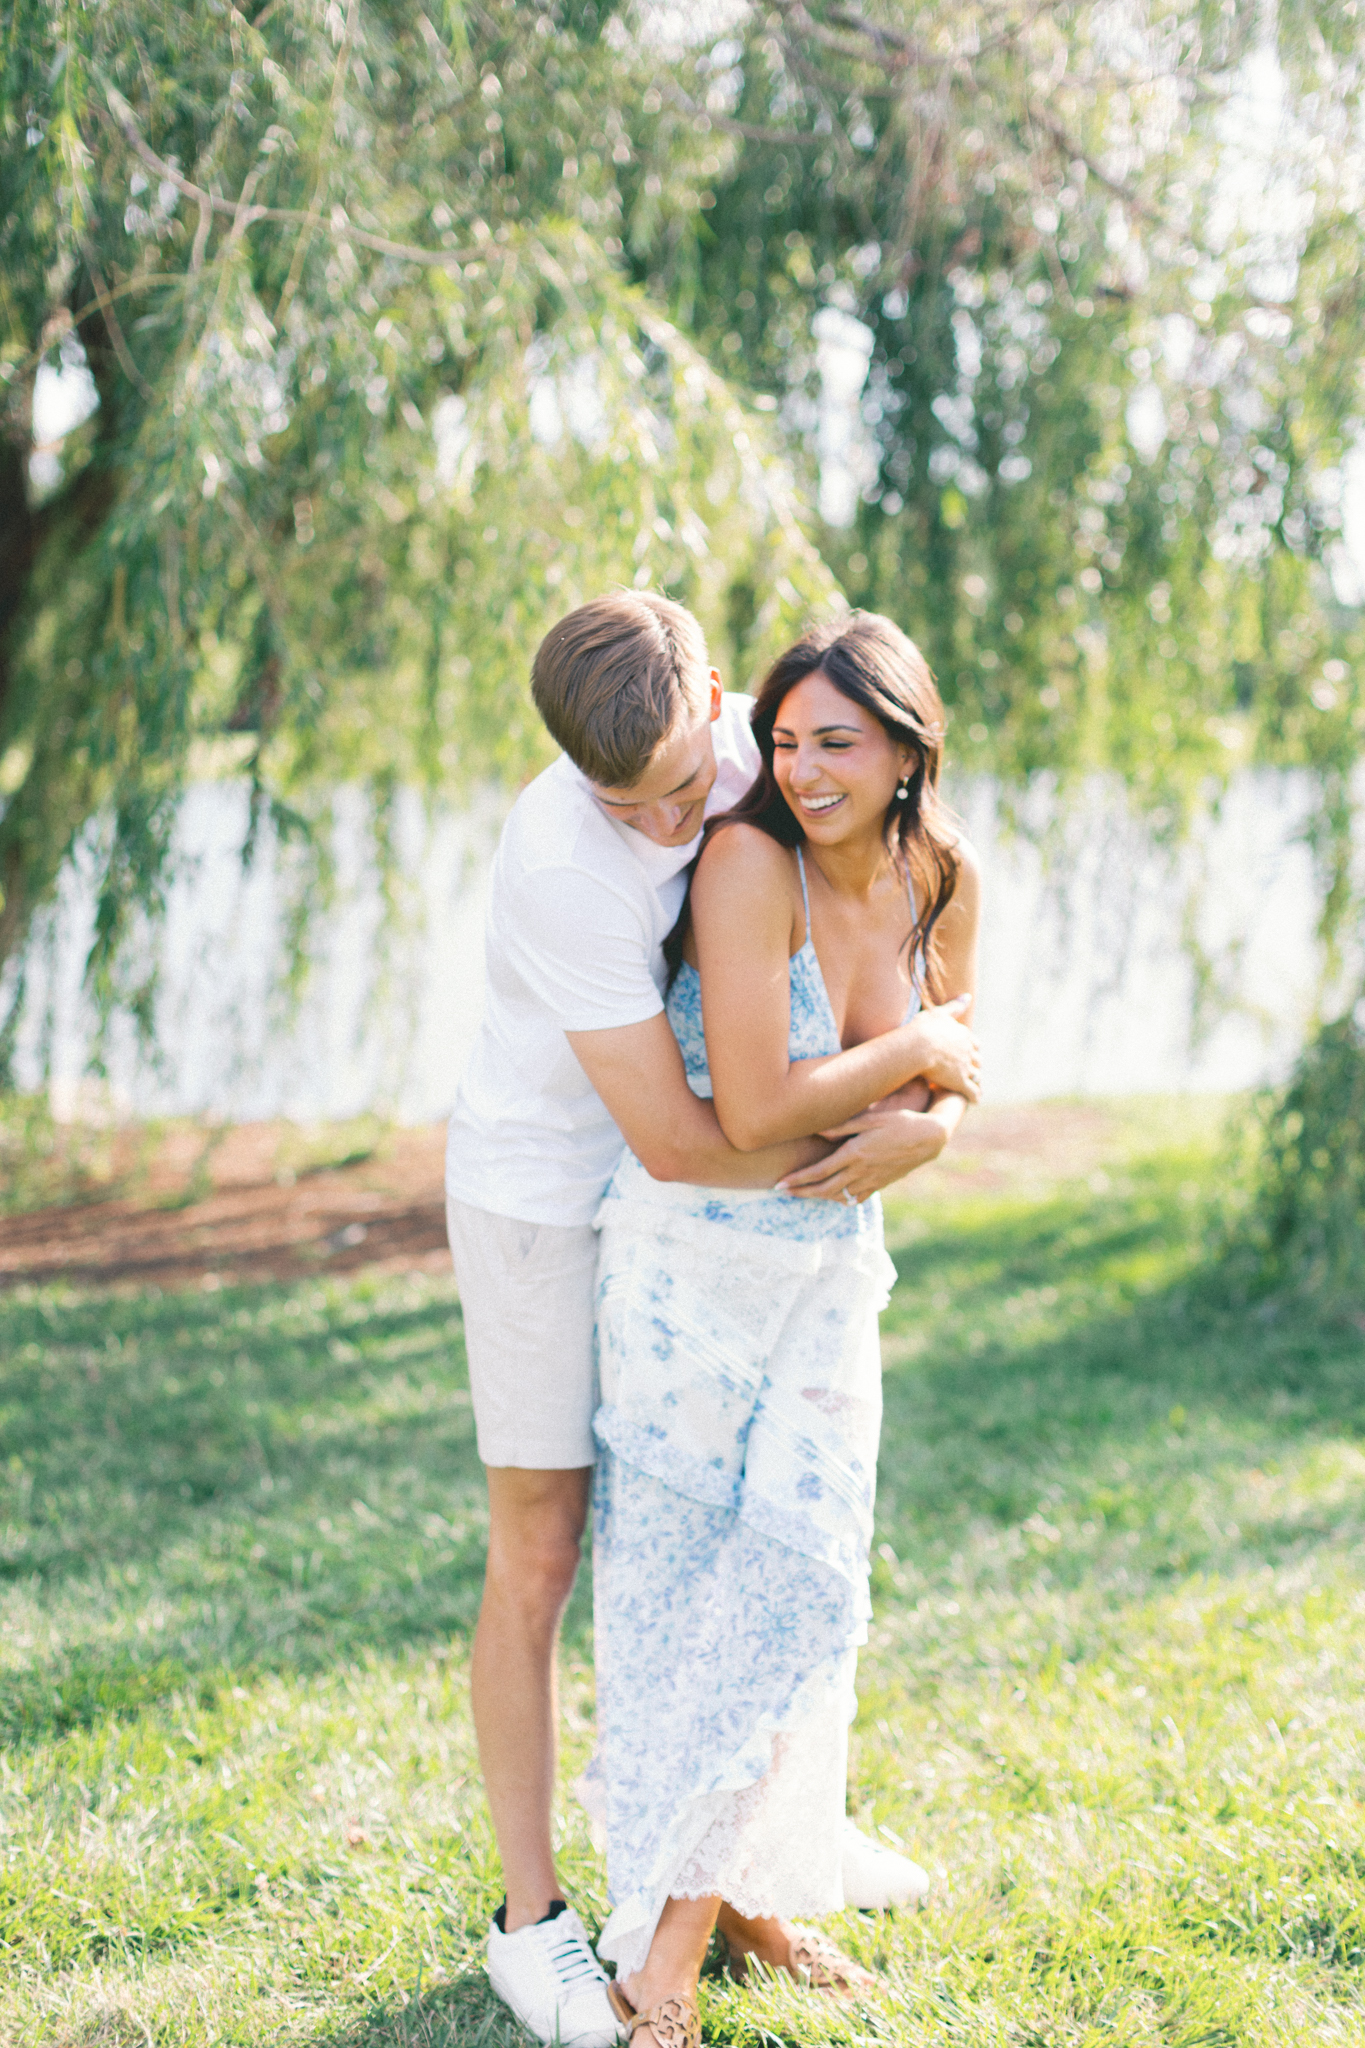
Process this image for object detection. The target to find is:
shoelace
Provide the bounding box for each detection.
[542,1922,607,1990]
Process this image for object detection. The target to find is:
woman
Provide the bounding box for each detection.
[590,614,981,2046]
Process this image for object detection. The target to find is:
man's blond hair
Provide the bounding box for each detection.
[531,592,711,787]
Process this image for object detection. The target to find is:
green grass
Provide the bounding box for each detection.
[2,1106,1364,2044]
[0,1093,137,1215]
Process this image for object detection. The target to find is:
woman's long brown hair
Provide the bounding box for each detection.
[664,611,961,998]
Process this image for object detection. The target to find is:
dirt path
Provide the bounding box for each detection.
[0,1103,1140,1294]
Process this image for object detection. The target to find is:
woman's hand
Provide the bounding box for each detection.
[906,996,982,1101]
[775,1105,952,1204]
[873,1077,934,1115]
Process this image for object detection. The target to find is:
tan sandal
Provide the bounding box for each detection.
[725,1924,877,1999]
[606,1981,701,2048]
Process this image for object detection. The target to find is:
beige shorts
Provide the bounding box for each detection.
[445,1194,599,1469]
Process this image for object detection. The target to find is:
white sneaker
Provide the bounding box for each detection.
[486,1900,621,2047]
[841,1818,930,1909]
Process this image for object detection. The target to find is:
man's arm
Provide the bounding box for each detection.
[566,1013,829,1188]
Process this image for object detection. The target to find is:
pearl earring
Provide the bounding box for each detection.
[896,776,909,800]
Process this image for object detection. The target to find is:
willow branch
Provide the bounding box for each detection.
[274,0,358,325]
[769,9,1148,214]
[825,0,1062,63]
[816,4,926,65]
[102,87,475,269]
[417,10,465,93]
[189,185,214,272]
[1027,104,1150,211]
[80,246,153,395]
[660,81,824,147]
[769,0,1001,71]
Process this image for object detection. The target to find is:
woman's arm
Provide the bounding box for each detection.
[777,836,984,1201]
[918,832,982,1132]
[691,825,979,1152]
[927,833,982,1025]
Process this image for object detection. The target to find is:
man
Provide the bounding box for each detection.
[445,593,978,2047]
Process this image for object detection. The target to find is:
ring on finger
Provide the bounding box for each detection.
[841,1187,856,1205]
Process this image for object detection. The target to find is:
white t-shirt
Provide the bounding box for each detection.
[445,694,760,1225]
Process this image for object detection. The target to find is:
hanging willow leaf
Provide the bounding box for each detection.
[0,0,836,1024]
[634,0,1365,931]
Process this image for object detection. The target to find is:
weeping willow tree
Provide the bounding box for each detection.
[630,0,1365,937]
[0,0,834,1036]
[2,0,1363,1050]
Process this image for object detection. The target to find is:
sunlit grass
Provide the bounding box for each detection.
[0,1094,137,1215]
[2,1109,1364,2043]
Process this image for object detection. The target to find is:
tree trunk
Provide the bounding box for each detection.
[0,327,122,986]
[0,432,37,749]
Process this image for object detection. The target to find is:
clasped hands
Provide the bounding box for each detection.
[776,995,981,1205]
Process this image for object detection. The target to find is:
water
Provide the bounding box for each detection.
[6,770,1356,1123]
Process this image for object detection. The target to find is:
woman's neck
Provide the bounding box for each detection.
[802,828,898,902]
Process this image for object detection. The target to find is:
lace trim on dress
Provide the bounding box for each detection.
[593,1530,857,1975]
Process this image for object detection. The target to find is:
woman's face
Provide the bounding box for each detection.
[771,670,909,846]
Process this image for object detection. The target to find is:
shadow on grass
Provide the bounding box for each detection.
[0,1277,603,1747]
[877,1170,1365,1584]
[38,1971,534,2048]
[4,1160,1362,1751]
[319,1973,532,2048]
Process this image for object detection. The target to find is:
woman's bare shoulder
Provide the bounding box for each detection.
[942,831,982,919]
[696,820,795,881]
[952,832,983,887]
[692,823,798,943]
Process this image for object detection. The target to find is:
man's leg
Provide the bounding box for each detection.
[472,1463,593,1931]
[448,1199,615,2042]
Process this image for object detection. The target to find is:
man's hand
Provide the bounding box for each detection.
[907,995,982,1101]
[775,1103,958,1204]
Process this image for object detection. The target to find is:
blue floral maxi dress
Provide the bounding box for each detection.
[589,850,905,1978]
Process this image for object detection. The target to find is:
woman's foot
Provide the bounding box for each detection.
[716,1905,877,1999]
[607,1982,700,2046]
[609,1894,715,2045]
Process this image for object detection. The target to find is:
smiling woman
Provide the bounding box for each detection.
[773,678,905,835]
[586,609,984,2034]
[723,615,964,993]
[664,614,982,1158]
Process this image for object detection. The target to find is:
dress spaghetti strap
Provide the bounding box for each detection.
[796,844,812,944]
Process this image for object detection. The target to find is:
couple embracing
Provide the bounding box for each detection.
[445,592,982,2047]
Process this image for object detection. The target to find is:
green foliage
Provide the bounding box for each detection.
[1219,1000,1365,1309]
[0,0,834,1001]
[652,1,1365,845]
[3,1114,1365,2040]
[0,1091,131,1212]
[1,0,1363,1030]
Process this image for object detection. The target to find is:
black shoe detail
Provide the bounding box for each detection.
[492,1897,568,1934]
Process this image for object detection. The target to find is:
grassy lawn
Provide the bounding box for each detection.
[2,1102,1364,2044]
